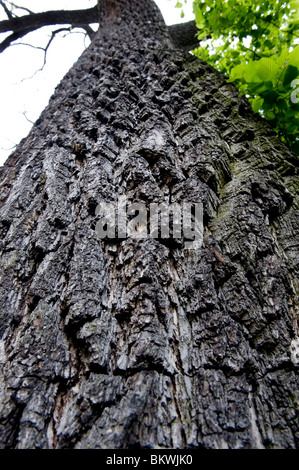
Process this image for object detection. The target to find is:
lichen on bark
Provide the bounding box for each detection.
[0,0,298,449]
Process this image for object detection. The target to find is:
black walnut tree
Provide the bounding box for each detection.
[0,0,298,449]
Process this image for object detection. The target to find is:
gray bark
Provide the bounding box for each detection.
[0,0,298,449]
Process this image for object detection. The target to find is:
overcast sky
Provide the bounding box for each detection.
[0,0,194,165]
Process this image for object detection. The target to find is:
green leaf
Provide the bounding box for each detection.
[276,99,288,111]
[244,62,261,83]
[229,63,247,81]
[194,6,205,28]
[252,82,274,97]
[265,111,276,120]
[256,58,279,83]
[283,65,299,87]
[274,48,290,67]
[264,40,273,49]
[288,46,299,68]
[252,96,264,113]
[262,89,279,106]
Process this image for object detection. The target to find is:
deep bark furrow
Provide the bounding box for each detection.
[0,0,298,449]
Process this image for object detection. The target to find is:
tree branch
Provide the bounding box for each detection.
[0,27,35,52]
[81,24,97,41]
[9,2,35,15]
[0,4,199,53]
[168,20,199,51]
[0,5,99,34]
[0,0,13,19]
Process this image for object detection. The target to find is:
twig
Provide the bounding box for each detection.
[9,2,34,15]
[42,27,73,68]
[0,0,13,19]
[9,41,44,51]
[21,111,34,124]
[1,143,16,152]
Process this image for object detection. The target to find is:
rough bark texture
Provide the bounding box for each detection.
[0,0,298,449]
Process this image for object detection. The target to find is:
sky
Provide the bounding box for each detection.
[0,0,195,165]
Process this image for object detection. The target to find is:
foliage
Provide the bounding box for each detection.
[176,0,299,155]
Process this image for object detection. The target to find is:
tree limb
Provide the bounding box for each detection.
[0,27,35,52]
[0,5,100,53]
[0,0,13,19]
[81,24,97,41]
[168,20,199,51]
[9,2,34,15]
[0,6,99,34]
[0,4,199,53]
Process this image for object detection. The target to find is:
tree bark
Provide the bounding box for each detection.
[0,0,298,449]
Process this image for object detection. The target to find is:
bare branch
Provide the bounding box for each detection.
[9,2,35,15]
[14,27,88,81]
[0,0,13,19]
[80,24,96,41]
[0,6,99,34]
[0,5,99,53]
[9,41,44,51]
[21,111,34,124]
[42,27,72,67]
[0,28,36,52]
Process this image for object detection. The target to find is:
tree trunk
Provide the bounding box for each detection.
[0,0,298,449]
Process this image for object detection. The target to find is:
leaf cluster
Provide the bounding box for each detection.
[229,46,299,154]
[175,0,299,154]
